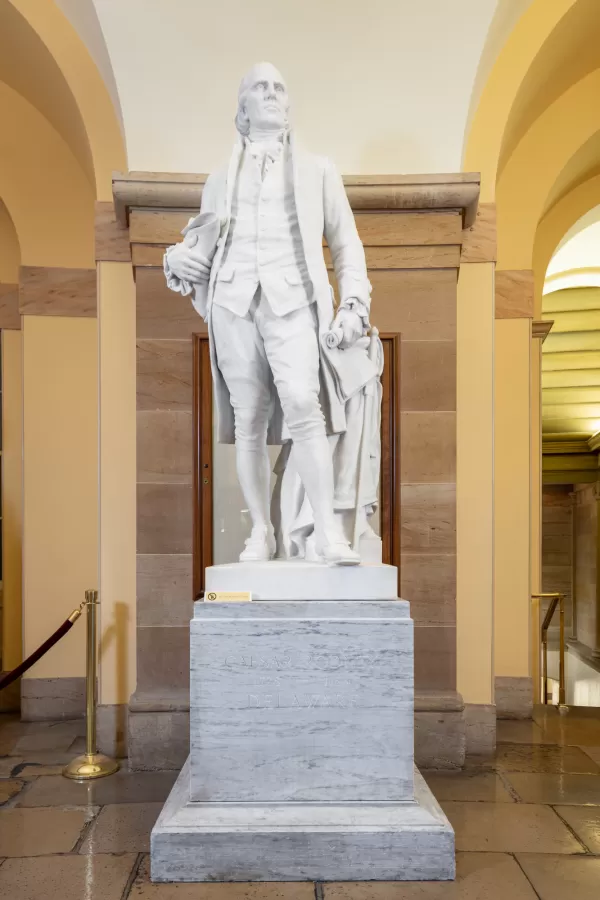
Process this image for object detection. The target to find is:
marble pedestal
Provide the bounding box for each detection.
[151,571,454,882]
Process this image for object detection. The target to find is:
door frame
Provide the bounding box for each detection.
[192,332,401,597]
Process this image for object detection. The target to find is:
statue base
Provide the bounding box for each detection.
[205,559,397,600]
[151,758,454,882]
[151,588,454,882]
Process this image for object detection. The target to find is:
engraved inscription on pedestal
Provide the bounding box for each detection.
[190,600,414,803]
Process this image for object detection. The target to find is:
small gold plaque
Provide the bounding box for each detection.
[205,591,252,602]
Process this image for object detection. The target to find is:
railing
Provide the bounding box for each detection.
[531,592,567,709]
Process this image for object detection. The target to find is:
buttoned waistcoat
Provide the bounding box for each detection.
[213,140,313,318]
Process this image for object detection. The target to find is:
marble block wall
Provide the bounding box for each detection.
[542,485,574,635]
[573,483,599,655]
[131,267,203,769]
[124,176,466,769]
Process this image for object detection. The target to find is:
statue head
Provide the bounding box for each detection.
[235,62,289,136]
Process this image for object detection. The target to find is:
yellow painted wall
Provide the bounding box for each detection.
[497,68,600,271]
[464,0,578,200]
[2,330,23,671]
[531,338,542,599]
[22,316,98,678]
[98,262,136,705]
[456,262,495,705]
[0,82,94,268]
[6,0,126,200]
[494,317,531,678]
[0,200,20,282]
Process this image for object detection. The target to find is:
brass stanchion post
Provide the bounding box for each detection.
[63,590,119,780]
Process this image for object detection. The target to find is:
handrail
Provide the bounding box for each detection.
[532,592,566,708]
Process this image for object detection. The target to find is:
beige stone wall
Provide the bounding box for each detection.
[573,483,598,653]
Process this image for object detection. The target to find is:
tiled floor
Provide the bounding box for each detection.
[1,708,600,898]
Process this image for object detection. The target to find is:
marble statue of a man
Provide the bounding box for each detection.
[164,62,378,566]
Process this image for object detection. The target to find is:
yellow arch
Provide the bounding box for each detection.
[534,174,600,303]
[496,69,600,272]
[3,0,125,200]
[0,82,95,267]
[464,0,578,200]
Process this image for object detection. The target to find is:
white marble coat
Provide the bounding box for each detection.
[192,132,374,445]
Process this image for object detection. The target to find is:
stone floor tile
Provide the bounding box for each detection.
[581,747,600,766]
[131,855,315,898]
[0,807,92,856]
[516,854,600,900]
[533,708,600,747]
[16,770,177,808]
[0,853,137,900]
[0,755,72,778]
[505,772,600,805]
[6,761,66,779]
[80,803,162,853]
[0,779,25,805]
[9,721,85,756]
[495,742,600,774]
[554,805,600,854]
[323,853,538,898]
[496,720,546,745]
[441,801,585,853]
[423,771,514,802]
[0,717,44,755]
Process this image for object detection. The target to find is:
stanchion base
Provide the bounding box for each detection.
[63,753,119,781]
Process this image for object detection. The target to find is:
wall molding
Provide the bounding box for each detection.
[542,432,600,484]
[21,677,85,721]
[532,319,553,341]
[114,170,480,227]
[19,266,96,318]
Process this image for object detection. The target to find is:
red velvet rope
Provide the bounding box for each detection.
[0,618,76,691]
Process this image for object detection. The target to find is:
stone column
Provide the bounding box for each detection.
[96,201,137,756]
[494,269,535,719]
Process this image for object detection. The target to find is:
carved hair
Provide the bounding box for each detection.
[234,94,251,136]
[235,63,289,136]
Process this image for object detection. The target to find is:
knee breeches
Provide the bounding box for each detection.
[212,291,325,449]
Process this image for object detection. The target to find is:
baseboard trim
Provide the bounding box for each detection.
[464,703,496,757]
[21,677,85,721]
[495,676,533,719]
[414,690,465,770]
[98,704,128,758]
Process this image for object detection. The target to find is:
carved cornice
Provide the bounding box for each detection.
[113,170,480,228]
[532,319,554,341]
[543,431,600,455]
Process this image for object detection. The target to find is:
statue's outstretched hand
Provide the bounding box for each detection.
[332,308,364,348]
[167,242,211,284]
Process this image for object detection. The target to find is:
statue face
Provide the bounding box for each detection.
[241,63,288,132]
